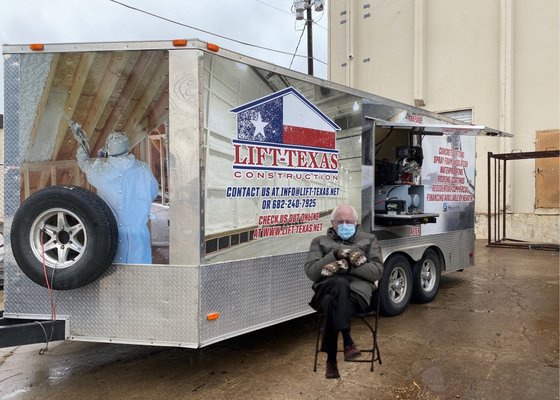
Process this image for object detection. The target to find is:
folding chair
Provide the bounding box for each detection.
[313,289,382,372]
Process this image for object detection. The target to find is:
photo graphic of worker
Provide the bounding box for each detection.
[69,121,159,264]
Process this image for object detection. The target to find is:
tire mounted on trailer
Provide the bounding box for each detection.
[11,185,118,290]
[412,248,442,303]
[379,254,413,316]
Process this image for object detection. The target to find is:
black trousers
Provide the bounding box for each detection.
[310,276,368,356]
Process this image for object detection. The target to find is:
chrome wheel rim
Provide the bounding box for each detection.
[420,258,437,292]
[389,265,408,304]
[30,208,87,269]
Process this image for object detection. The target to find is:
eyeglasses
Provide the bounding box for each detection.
[333,220,356,225]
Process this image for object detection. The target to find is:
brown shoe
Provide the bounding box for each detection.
[325,361,340,379]
[344,344,362,361]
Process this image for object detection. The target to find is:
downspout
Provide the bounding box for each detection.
[414,0,425,107]
[500,0,513,212]
[500,0,513,152]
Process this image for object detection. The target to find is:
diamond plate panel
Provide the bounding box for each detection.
[5,264,200,346]
[67,264,199,344]
[199,253,314,345]
[4,52,23,313]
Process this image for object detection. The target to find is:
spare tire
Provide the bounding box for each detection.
[11,185,118,290]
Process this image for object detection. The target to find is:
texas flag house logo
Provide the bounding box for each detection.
[230,87,341,176]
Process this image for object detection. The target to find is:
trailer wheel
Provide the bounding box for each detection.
[412,248,442,303]
[11,185,118,290]
[379,254,413,316]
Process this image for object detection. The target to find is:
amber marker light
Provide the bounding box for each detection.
[206,312,220,321]
[29,43,44,51]
[172,39,188,47]
[207,43,220,52]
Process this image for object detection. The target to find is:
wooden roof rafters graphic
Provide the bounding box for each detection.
[22,50,170,197]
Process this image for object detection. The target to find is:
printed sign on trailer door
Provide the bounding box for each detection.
[421,132,476,234]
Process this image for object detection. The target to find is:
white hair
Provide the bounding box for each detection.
[330,204,358,222]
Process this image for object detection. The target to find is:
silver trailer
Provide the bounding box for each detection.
[2,40,509,348]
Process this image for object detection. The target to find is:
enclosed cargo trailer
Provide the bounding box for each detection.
[1,40,510,348]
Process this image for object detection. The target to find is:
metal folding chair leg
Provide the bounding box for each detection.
[312,308,382,372]
[344,312,382,371]
[312,313,324,372]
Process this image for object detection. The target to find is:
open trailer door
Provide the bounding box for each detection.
[360,117,512,315]
[366,118,512,233]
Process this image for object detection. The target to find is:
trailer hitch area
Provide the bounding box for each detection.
[0,311,66,349]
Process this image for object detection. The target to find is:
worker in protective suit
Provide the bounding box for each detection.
[69,121,159,264]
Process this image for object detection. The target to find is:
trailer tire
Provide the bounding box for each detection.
[412,248,442,303]
[11,185,118,290]
[379,254,413,316]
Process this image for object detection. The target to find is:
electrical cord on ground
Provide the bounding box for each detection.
[109,0,327,65]
[34,321,54,355]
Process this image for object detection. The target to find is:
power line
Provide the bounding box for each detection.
[254,0,293,16]
[289,23,307,69]
[109,0,327,65]
[312,4,326,29]
[255,0,327,31]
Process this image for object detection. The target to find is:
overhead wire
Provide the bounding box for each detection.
[289,23,307,69]
[109,0,327,65]
[286,0,326,70]
[306,0,326,28]
[257,0,327,31]
[254,0,293,16]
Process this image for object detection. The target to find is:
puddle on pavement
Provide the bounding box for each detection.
[0,388,30,400]
[47,365,72,384]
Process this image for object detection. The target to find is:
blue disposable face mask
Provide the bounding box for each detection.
[337,223,356,240]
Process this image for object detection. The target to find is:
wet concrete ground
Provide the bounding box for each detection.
[0,241,558,400]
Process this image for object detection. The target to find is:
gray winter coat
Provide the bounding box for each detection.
[304,227,384,306]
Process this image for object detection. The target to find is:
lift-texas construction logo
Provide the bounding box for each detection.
[230,87,340,181]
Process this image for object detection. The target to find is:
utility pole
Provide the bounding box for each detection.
[306,4,314,76]
[294,0,323,76]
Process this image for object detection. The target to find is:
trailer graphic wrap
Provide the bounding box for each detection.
[203,56,353,261]
[11,50,171,266]
[226,88,342,243]
[421,133,476,234]
[230,87,340,176]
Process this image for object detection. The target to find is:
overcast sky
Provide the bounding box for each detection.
[0,0,328,114]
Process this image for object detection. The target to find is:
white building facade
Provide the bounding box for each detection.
[328,0,559,242]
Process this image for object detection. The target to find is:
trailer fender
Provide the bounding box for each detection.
[380,241,439,265]
[11,185,118,290]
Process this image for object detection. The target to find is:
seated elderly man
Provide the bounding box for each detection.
[305,204,383,379]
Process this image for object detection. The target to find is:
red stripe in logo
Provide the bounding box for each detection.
[283,126,335,149]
